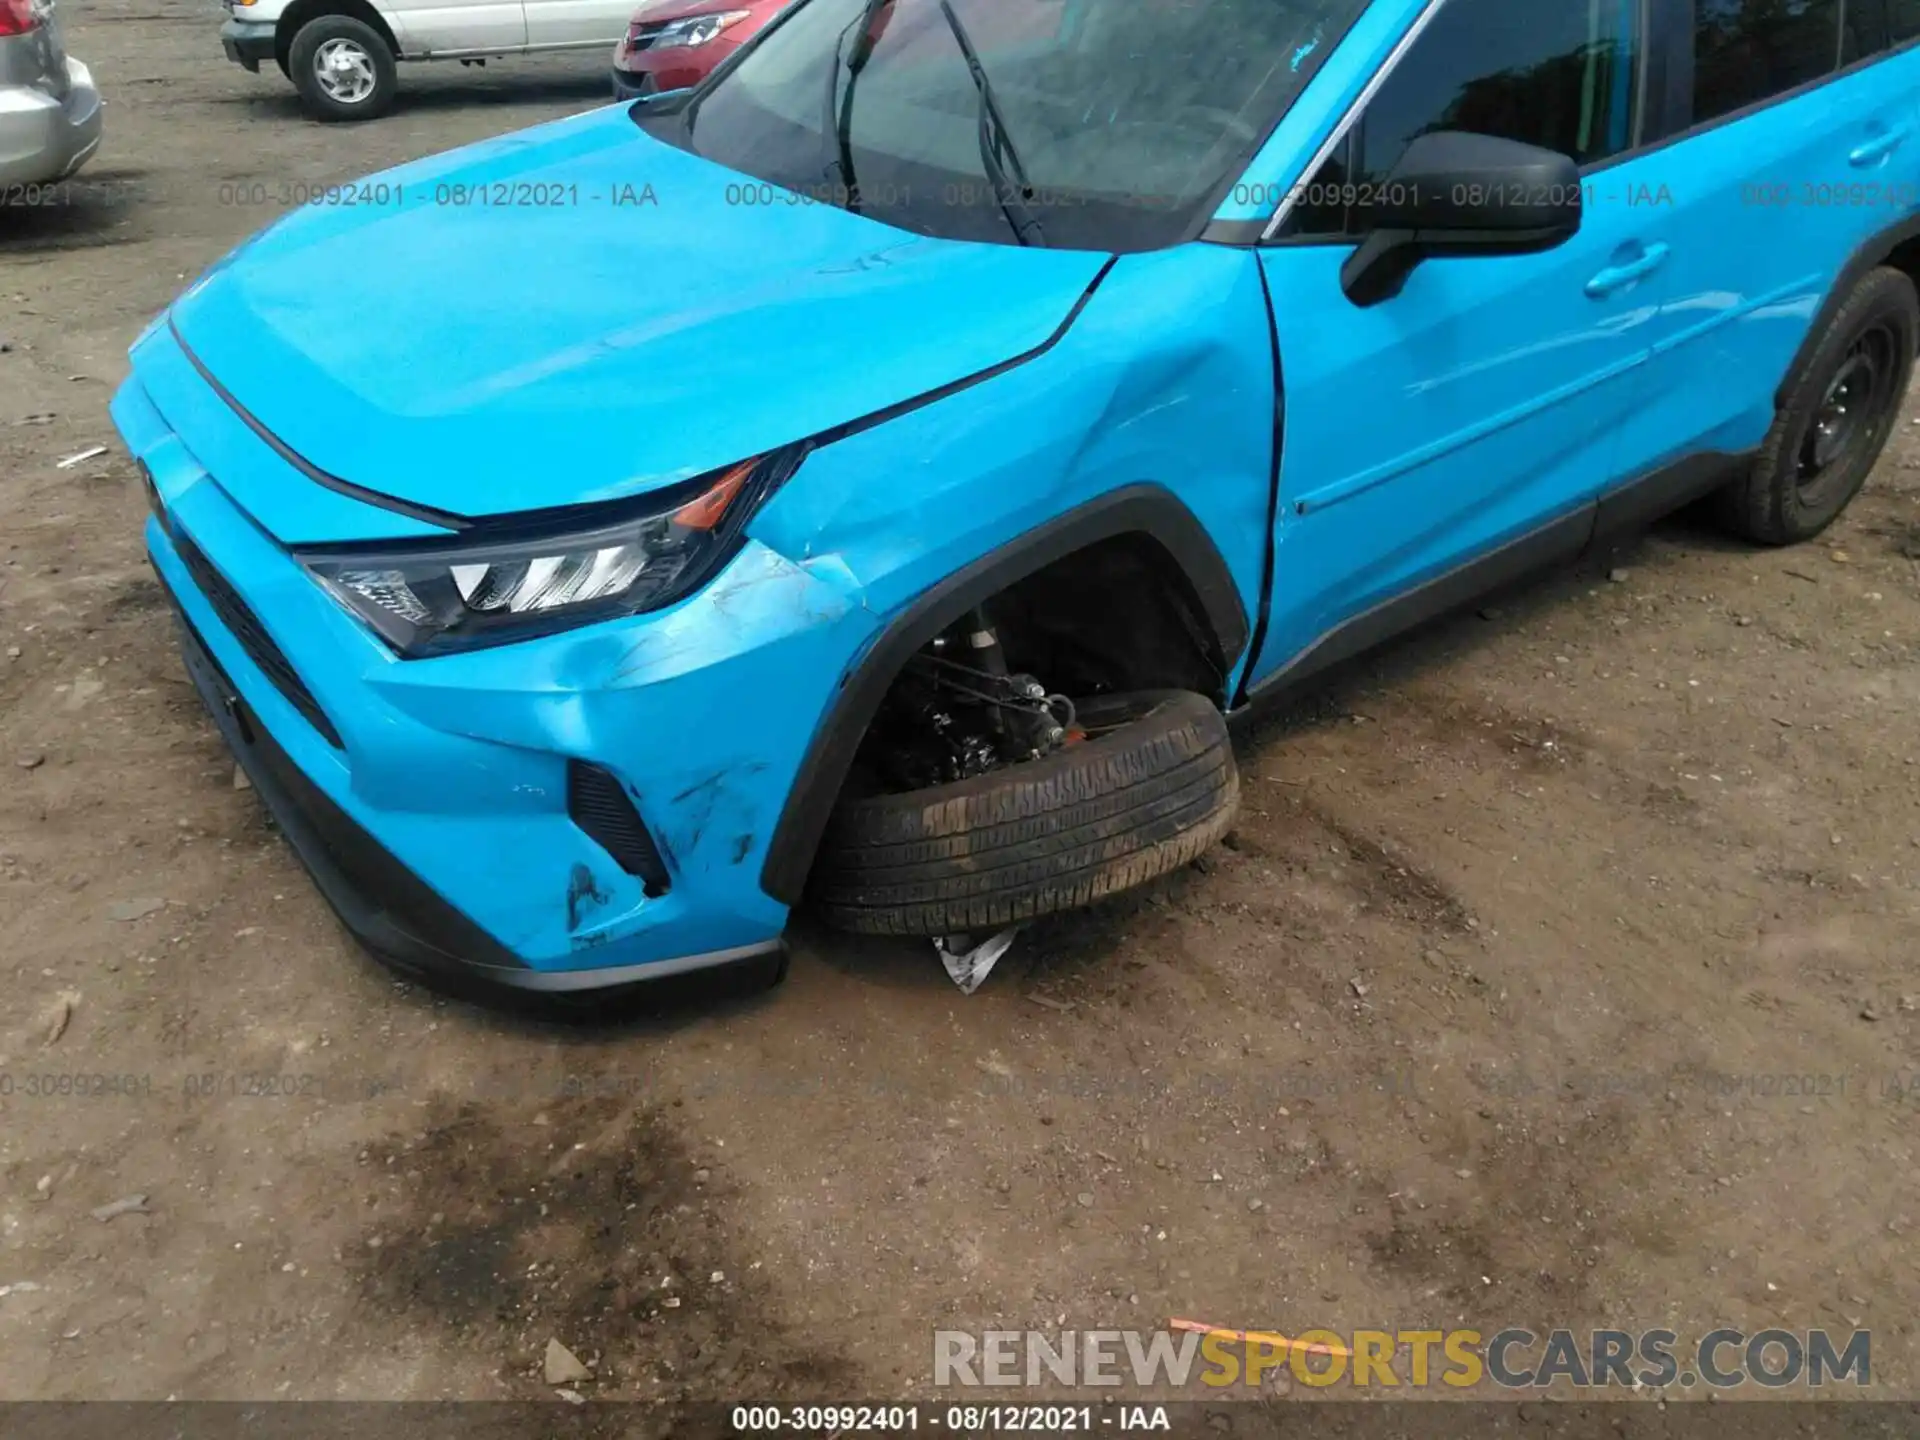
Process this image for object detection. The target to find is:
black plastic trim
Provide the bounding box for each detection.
[1200,218,1275,248]
[172,527,344,748]
[219,18,277,69]
[1243,506,1594,707]
[1236,446,1759,713]
[169,598,528,976]
[810,256,1119,450]
[1642,0,1692,145]
[1591,448,1752,543]
[170,594,786,1009]
[568,761,672,897]
[758,484,1249,905]
[1234,258,1288,708]
[1649,0,1902,160]
[1775,213,1920,408]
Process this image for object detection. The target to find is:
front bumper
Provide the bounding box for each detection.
[113,333,869,1005]
[219,17,277,73]
[169,602,785,1005]
[0,57,102,188]
[610,31,746,98]
[610,64,652,102]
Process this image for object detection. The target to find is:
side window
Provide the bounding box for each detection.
[1893,0,1920,42]
[1282,0,1641,239]
[1693,0,1844,125]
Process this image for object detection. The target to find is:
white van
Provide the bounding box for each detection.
[219,0,638,120]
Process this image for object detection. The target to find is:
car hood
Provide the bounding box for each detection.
[167,105,1110,524]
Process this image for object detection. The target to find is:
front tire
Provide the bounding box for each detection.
[288,15,397,122]
[1716,264,1917,545]
[808,690,1239,936]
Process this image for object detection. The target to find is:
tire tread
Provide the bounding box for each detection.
[809,690,1238,936]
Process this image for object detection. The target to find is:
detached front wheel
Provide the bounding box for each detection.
[809,690,1239,936]
[289,16,397,122]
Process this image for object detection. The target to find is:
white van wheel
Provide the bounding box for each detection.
[288,15,397,122]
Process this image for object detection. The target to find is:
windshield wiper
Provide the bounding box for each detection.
[936,0,1046,247]
[822,0,891,213]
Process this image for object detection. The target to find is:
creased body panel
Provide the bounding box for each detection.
[168,105,1111,526]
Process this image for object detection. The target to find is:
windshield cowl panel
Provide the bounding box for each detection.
[651,0,1374,252]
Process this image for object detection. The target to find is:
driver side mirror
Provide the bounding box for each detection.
[1339,131,1585,307]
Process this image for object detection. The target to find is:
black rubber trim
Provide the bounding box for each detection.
[758,484,1248,906]
[1775,213,1920,409]
[167,315,469,533]
[1642,0,1692,146]
[1199,218,1271,248]
[1232,256,1288,708]
[810,256,1119,450]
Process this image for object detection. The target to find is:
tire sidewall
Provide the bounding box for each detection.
[1770,269,1918,540]
[289,16,397,122]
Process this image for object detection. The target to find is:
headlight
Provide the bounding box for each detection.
[642,8,750,47]
[297,447,802,657]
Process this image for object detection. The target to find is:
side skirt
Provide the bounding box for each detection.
[1233,448,1755,718]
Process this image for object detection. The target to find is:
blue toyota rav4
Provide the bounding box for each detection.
[113,0,1920,1005]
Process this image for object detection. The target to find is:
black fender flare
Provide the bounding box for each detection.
[758,484,1250,906]
[1776,212,1920,410]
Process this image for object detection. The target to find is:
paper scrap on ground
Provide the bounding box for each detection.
[933,928,1020,994]
[89,1195,150,1222]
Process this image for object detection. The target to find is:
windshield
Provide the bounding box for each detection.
[650,0,1371,251]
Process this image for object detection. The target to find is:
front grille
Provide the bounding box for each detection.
[567,761,671,896]
[627,20,685,50]
[171,531,343,749]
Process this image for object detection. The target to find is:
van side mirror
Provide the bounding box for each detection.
[1340,131,1585,307]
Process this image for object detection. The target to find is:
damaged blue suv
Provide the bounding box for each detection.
[114,0,1920,1004]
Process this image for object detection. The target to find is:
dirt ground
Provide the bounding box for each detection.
[2,0,1918,1414]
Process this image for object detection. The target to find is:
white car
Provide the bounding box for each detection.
[219,0,637,121]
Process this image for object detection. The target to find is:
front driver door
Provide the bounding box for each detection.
[1246,0,1677,693]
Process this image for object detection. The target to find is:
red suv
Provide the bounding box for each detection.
[611,0,792,98]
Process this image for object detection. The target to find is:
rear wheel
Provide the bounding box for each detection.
[1716,265,1917,545]
[288,15,397,122]
[809,689,1239,936]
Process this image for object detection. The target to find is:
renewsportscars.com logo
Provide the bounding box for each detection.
[933,1327,1871,1391]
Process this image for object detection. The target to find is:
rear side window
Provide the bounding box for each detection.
[1282,0,1642,239]
[1887,0,1920,41]
[1692,0,1848,124]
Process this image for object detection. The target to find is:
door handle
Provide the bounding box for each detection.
[1851,126,1911,167]
[1585,243,1670,299]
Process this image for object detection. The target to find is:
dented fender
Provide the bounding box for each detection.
[749,245,1278,903]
